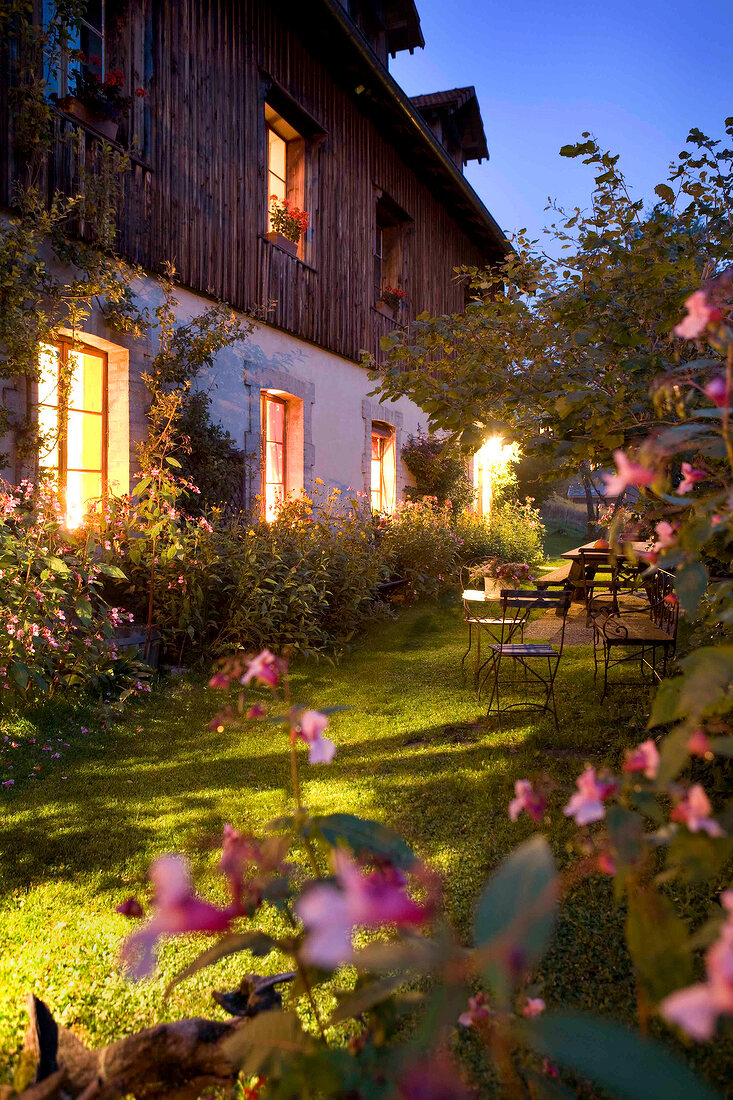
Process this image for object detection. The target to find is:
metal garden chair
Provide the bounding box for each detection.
[460,567,524,690]
[480,588,572,732]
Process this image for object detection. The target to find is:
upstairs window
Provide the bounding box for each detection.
[370,422,396,514]
[43,0,106,97]
[266,103,306,253]
[374,194,409,306]
[261,393,287,521]
[37,341,106,528]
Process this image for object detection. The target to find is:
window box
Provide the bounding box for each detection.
[265,230,299,257]
[57,95,119,141]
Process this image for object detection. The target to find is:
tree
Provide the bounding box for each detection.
[370,122,733,521]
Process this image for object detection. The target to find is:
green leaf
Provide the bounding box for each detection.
[649,646,733,727]
[626,886,693,1003]
[606,805,644,867]
[165,455,182,468]
[666,830,733,885]
[310,813,416,870]
[221,1010,312,1076]
[75,597,93,626]
[44,556,70,574]
[11,662,29,691]
[329,975,406,1024]
[654,726,692,784]
[654,183,675,204]
[97,562,127,580]
[674,560,708,616]
[709,736,733,758]
[474,836,557,987]
[164,931,278,997]
[523,1011,721,1100]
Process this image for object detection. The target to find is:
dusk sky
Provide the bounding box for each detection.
[391,0,733,248]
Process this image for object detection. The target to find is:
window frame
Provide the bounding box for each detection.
[43,0,106,98]
[261,392,288,521]
[37,338,109,521]
[370,421,396,514]
[373,193,410,306]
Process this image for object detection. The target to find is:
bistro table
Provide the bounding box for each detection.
[559,540,650,612]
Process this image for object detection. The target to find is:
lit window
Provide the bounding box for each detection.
[265,103,306,243]
[370,423,396,513]
[267,127,287,213]
[261,394,287,521]
[374,195,408,305]
[43,0,105,97]
[38,341,106,528]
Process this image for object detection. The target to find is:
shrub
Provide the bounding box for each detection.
[176,391,246,514]
[379,496,461,600]
[455,498,545,568]
[401,432,474,512]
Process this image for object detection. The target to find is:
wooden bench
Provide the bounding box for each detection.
[535,562,573,589]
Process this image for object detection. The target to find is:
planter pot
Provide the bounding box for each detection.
[375,299,397,320]
[58,96,119,141]
[265,230,298,257]
[483,577,504,598]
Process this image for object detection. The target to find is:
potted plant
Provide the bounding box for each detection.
[56,63,143,141]
[267,196,309,256]
[469,558,534,597]
[377,284,407,318]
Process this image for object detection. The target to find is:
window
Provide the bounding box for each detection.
[37,341,106,528]
[265,103,306,248]
[370,422,396,513]
[261,394,287,521]
[374,195,409,304]
[43,0,105,97]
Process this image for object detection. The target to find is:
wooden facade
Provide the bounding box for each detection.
[2,0,507,365]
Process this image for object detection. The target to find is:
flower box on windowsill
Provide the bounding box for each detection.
[57,96,119,141]
[375,299,397,320]
[265,230,299,257]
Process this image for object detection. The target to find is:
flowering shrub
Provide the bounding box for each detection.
[268,197,309,243]
[401,430,475,512]
[469,557,534,586]
[454,497,545,567]
[0,479,138,703]
[378,495,461,599]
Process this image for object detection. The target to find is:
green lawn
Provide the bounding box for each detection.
[1,593,731,1092]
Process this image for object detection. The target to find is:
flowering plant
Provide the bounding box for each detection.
[380,285,407,312]
[469,557,534,586]
[268,196,309,243]
[63,66,133,120]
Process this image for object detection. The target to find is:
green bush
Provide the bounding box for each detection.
[401,432,474,512]
[455,499,545,568]
[378,496,461,600]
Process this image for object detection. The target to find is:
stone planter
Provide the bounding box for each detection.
[265,230,298,257]
[57,96,119,141]
[483,577,504,598]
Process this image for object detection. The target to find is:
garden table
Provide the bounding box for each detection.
[560,542,649,598]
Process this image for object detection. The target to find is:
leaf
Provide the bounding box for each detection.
[606,805,644,867]
[221,1010,312,1076]
[654,183,675,204]
[474,836,557,987]
[11,662,29,691]
[649,646,733,727]
[164,931,278,997]
[666,831,733,885]
[674,560,708,616]
[165,455,182,468]
[523,1011,720,1100]
[626,886,694,1003]
[97,562,127,580]
[654,726,692,784]
[44,556,70,574]
[709,736,733,758]
[329,975,406,1024]
[310,813,417,870]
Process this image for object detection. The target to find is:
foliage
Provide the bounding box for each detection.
[377,496,461,600]
[63,66,135,120]
[468,558,535,587]
[401,431,474,512]
[176,391,246,513]
[454,498,546,568]
[369,120,733,479]
[0,478,142,707]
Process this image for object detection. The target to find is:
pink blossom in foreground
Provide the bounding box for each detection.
[508,779,546,823]
[458,991,490,1027]
[241,648,282,688]
[120,855,235,979]
[597,853,616,876]
[296,850,432,967]
[688,730,712,756]
[602,451,655,500]
[522,997,546,1018]
[677,462,707,495]
[671,784,725,837]
[246,704,265,719]
[705,376,728,408]
[298,709,336,765]
[674,290,723,340]
[116,896,144,918]
[661,892,733,1040]
[563,767,616,826]
[208,671,230,689]
[623,739,660,780]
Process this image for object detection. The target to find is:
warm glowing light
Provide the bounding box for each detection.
[473,436,520,516]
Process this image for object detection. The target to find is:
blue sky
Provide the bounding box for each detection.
[391,0,733,246]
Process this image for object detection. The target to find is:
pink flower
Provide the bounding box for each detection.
[674,290,723,340]
[240,649,282,688]
[671,784,725,837]
[677,462,706,495]
[508,779,545,823]
[563,766,616,826]
[623,739,660,780]
[661,894,733,1040]
[688,730,712,756]
[458,991,490,1027]
[296,850,432,967]
[597,852,616,876]
[297,709,336,765]
[705,376,728,408]
[120,855,235,979]
[208,672,230,689]
[246,704,265,719]
[602,451,655,499]
[116,896,144,918]
[522,997,546,1018]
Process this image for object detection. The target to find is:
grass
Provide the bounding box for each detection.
[1,576,731,1091]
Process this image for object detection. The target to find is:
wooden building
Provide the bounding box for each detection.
[1,0,508,519]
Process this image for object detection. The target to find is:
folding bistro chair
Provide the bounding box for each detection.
[577,548,645,625]
[480,588,572,732]
[460,567,524,690]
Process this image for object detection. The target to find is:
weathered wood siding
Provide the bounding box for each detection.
[3,0,497,363]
